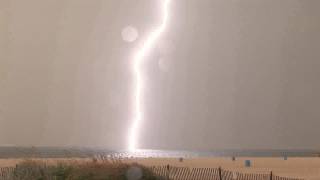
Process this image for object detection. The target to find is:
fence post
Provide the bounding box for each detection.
[270,171,273,180]
[218,167,222,180]
[166,164,170,180]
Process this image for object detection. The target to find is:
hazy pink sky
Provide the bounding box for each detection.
[0,0,320,150]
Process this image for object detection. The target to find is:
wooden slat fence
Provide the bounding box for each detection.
[0,166,304,180]
[149,166,304,180]
[0,167,14,180]
[234,172,269,180]
[273,175,303,180]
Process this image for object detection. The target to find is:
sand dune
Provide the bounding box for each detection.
[0,157,319,179]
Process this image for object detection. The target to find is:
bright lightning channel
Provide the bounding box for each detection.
[128,0,171,151]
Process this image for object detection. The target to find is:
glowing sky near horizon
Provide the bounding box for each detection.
[128,0,171,151]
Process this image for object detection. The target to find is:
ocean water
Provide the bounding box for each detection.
[0,147,319,158]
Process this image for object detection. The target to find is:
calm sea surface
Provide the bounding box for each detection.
[0,147,319,158]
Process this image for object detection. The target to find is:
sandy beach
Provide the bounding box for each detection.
[129,157,320,180]
[1,157,320,179]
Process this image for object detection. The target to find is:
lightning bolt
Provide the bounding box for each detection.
[128,0,171,151]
